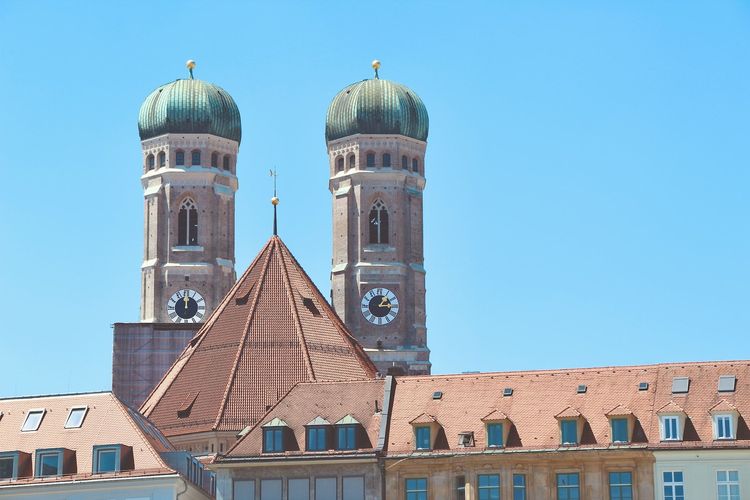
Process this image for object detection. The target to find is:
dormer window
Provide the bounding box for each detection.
[715,415,733,439]
[482,410,511,449]
[611,418,628,443]
[662,416,680,441]
[710,400,739,441]
[34,449,68,477]
[21,409,45,432]
[261,417,289,453]
[415,426,431,450]
[307,427,328,451]
[92,445,129,473]
[606,405,634,444]
[64,406,88,429]
[335,414,360,450]
[560,419,578,445]
[487,423,503,447]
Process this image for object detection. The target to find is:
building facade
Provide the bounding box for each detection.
[0,392,212,499]
[113,63,242,408]
[326,63,431,376]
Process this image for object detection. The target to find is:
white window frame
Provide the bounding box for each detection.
[717,470,740,500]
[21,409,46,432]
[663,470,684,500]
[64,406,88,429]
[714,414,734,440]
[661,415,680,441]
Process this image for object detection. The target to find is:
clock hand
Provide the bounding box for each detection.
[184,292,190,308]
[378,296,391,309]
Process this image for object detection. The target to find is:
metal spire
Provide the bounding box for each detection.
[186,59,196,79]
[372,59,381,79]
[270,168,279,236]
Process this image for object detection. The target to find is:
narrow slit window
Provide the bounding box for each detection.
[223,155,231,170]
[401,155,408,170]
[412,158,419,173]
[348,154,356,169]
[337,157,344,172]
[178,198,198,246]
[176,150,185,166]
[158,151,166,167]
[147,154,155,170]
[366,153,375,168]
[191,150,201,166]
[382,153,391,167]
[369,199,389,244]
[211,152,218,168]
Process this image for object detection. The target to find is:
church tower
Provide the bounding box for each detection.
[325,61,431,375]
[136,61,240,323]
[113,61,242,408]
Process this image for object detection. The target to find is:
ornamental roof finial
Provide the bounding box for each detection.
[270,168,279,236]
[186,59,196,79]
[372,59,381,79]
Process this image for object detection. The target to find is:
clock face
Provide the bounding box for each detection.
[167,289,206,323]
[360,288,399,326]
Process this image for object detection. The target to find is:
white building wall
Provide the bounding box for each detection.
[654,449,750,500]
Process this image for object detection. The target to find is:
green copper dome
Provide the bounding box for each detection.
[138,78,242,143]
[326,78,429,142]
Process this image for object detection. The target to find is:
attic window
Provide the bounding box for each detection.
[177,392,198,418]
[638,382,649,391]
[577,385,587,394]
[458,431,475,447]
[302,297,321,317]
[718,375,736,393]
[503,388,513,397]
[21,409,45,432]
[432,391,443,400]
[64,407,88,429]
[672,377,690,394]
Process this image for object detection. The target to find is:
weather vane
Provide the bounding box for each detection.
[270,168,279,236]
[186,59,196,79]
[372,59,381,79]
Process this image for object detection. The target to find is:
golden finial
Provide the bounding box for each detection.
[186,59,196,79]
[372,59,381,79]
[271,196,279,206]
[270,169,279,235]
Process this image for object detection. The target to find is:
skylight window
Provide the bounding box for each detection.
[432,391,443,400]
[638,382,649,391]
[577,384,587,394]
[718,375,736,393]
[671,377,689,394]
[21,409,45,432]
[64,407,88,429]
[503,388,513,397]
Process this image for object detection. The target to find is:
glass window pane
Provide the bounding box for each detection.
[674,472,683,482]
[235,480,255,500]
[315,477,337,500]
[0,457,15,479]
[729,470,739,481]
[96,449,117,472]
[612,418,628,442]
[65,408,87,428]
[288,478,309,500]
[343,476,364,500]
[260,479,281,500]
[22,411,44,431]
[40,454,59,476]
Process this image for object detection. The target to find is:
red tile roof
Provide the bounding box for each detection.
[0,392,174,484]
[141,236,377,437]
[386,360,750,455]
[225,379,386,458]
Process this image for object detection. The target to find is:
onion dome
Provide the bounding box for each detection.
[326,62,428,142]
[138,63,241,143]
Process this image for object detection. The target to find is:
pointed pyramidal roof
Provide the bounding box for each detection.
[141,236,376,437]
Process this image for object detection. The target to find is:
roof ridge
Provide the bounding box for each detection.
[0,391,112,401]
[214,237,277,430]
[277,237,316,381]
[110,393,172,470]
[396,360,750,381]
[295,378,381,387]
[139,238,277,415]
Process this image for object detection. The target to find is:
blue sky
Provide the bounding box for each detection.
[0,1,748,398]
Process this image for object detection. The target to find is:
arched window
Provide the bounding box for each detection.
[223,155,231,170]
[147,154,155,170]
[158,151,166,167]
[366,153,375,168]
[348,154,356,169]
[369,199,389,245]
[401,155,408,170]
[191,150,201,166]
[178,198,199,246]
[176,150,185,166]
[211,152,218,168]
[412,158,419,173]
[336,157,344,172]
[382,153,391,168]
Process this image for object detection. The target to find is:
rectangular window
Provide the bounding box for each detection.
[366,153,375,168]
[35,450,61,477]
[716,415,734,439]
[307,427,328,451]
[455,475,466,500]
[478,474,500,500]
[513,474,526,500]
[176,151,185,166]
[93,446,119,473]
[65,407,88,429]
[315,477,337,500]
[337,425,357,450]
[611,418,629,443]
[609,471,633,500]
[406,478,428,500]
[0,454,17,480]
[717,470,740,500]
[343,476,364,500]
[415,426,431,450]
[662,416,680,440]
[560,419,578,445]
[235,479,255,500]
[663,471,684,500]
[557,473,580,500]
[260,479,282,500]
[383,153,391,167]
[192,151,201,166]
[22,409,45,432]
[288,478,309,500]
[263,428,284,452]
[487,422,504,447]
